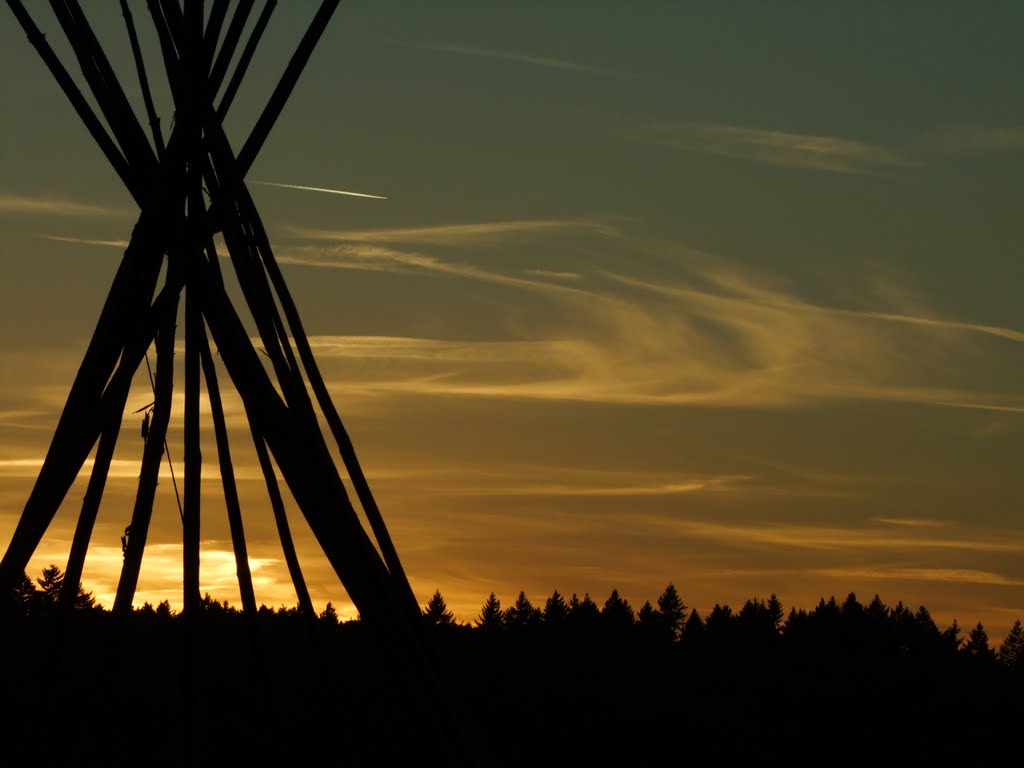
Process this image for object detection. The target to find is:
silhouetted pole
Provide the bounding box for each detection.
[6,0,425,649]
[6,0,138,198]
[0,219,165,590]
[121,0,166,160]
[216,0,276,119]
[183,282,203,615]
[250,428,315,616]
[50,1,158,180]
[208,0,255,98]
[199,327,258,615]
[114,270,182,612]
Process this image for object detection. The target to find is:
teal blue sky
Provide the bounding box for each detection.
[1,2,1022,635]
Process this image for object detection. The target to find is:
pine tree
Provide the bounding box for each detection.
[766,593,784,631]
[963,621,996,661]
[505,591,540,628]
[35,564,96,610]
[656,583,686,641]
[997,619,1024,672]
[476,592,503,630]
[683,607,705,641]
[13,571,36,612]
[567,593,601,630]
[601,589,634,629]
[36,564,65,603]
[637,601,658,639]
[423,589,455,626]
[543,590,568,625]
[320,601,340,625]
[705,603,733,636]
[943,619,963,653]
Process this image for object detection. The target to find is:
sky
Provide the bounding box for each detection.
[1,2,1022,637]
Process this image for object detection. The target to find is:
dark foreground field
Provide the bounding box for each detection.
[3,603,1021,766]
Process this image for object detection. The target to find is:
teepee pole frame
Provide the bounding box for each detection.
[1,1,418,635]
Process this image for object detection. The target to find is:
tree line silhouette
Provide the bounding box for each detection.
[4,566,1022,763]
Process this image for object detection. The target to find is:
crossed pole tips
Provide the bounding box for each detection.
[0,0,422,632]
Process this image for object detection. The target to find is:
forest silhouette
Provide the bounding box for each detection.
[4,567,1022,764]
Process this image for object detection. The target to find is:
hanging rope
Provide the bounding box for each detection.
[144,350,184,523]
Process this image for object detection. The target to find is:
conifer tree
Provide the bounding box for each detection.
[320,601,340,625]
[766,593,784,631]
[543,590,568,625]
[998,619,1024,672]
[963,622,996,661]
[943,619,963,653]
[683,607,705,640]
[602,589,634,628]
[637,601,658,639]
[423,589,455,625]
[35,564,96,610]
[567,593,601,630]
[476,592,503,630]
[505,591,540,627]
[656,583,686,641]
[706,603,734,635]
[14,571,36,612]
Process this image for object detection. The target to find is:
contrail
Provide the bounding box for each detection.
[252,180,387,200]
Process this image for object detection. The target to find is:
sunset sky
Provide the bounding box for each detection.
[1,2,1022,637]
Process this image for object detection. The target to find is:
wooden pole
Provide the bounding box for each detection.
[121,0,166,159]
[0,218,165,590]
[235,0,340,177]
[208,0,255,97]
[217,0,276,119]
[199,324,258,615]
[250,430,314,616]
[60,295,168,607]
[50,0,158,177]
[6,0,139,200]
[182,275,203,615]
[255,209,420,616]
[114,258,183,613]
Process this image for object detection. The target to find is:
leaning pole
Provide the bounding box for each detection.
[1,3,470,756]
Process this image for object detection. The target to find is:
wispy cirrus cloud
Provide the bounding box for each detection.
[0,193,129,218]
[421,42,625,77]
[815,567,1024,588]
[871,517,953,528]
[288,218,619,247]
[0,456,264,482]
[445,477,749,498]
[277,242,571,292]
[40,234,130,248]
[661,518,1024,555]
[523,268,583,281]
[639,120,912,174]
[279,218,616,289]
[297,247,1024,414]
